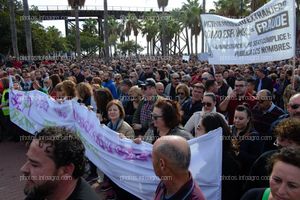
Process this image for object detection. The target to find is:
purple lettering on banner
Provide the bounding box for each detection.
[37,99,49,112]
[73,110,94,134]
[23,95,32,116]
[11,92,32,116]
[115,145,130,157]
[135,152,150,161]
[96,135,105,149]
[54,108,67,119]
[11,92,24,111]
[73,109,150,161]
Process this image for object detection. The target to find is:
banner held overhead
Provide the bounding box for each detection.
[9,89,222,200]
[201,0,296,65]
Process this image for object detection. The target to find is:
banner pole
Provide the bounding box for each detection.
[293,0,297,90]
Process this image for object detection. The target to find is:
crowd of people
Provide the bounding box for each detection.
[1,55,300,200]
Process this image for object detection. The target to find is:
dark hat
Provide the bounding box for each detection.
[140,78,156,88]
[121,78,133,87]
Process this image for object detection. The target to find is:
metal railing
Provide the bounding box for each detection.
[34,5,176,12]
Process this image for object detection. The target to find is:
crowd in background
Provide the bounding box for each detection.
[1,55,300,200]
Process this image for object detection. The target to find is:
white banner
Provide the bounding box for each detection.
[201,0,296,64]
[9,90,222,200]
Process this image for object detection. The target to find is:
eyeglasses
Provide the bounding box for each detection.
[177,92,185,96]
[151,113,163,120]
[202,102,212,107]
[290,104,300,110]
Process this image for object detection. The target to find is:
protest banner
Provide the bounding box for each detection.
[201,0,296,64]
[9,89,222,200]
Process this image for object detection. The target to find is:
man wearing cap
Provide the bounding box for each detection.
[132,78,162,136]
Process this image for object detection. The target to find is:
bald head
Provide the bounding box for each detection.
[288,93,300,118]
[289,93,300,103]
[257,89,272,98]
[156,82,165,96]
[257,89,273,111]
[153,136,191,171]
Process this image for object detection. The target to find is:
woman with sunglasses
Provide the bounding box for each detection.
[136,99,193,144]
[231,105,264,175]
[184,93,225,136]
[241,147,300,200]
[175,83,191,106]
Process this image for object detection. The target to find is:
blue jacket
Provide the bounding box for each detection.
[102,80,119,99]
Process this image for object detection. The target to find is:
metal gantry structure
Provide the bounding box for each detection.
[25,5,188,58]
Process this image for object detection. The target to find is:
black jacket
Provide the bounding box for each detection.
[255,76,273,93]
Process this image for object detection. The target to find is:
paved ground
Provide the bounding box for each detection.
[0,141,105,200]
[0,141,26,200]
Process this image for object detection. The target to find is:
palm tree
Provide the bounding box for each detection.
[157,0,168,56]
[68,0,86,59]
[182,0,202,55]
[251,0,269,12]
[118,19,126,44]
[142,10,159,55]
[107,16,119,56]
[23,0,33,57]
[82,18,97,35]
[9,0,19,57]
[103,0,109,62]
[214,0,250,17]
[170,9,184,54]
[202,0,206,53]
[125,13,141,55]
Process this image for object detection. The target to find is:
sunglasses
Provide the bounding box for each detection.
[202,102,212,107]
[177,92,185,96]
[151,113,163,120]
[290,104,300,110]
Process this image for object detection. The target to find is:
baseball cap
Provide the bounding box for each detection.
[140,78,156,88]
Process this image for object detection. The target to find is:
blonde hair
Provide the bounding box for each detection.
[62,80,76,98]
[76,82,92,100]
[176,83,190,97]
[129,86,143,101]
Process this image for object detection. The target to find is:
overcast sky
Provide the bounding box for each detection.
[28,0,214,10]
